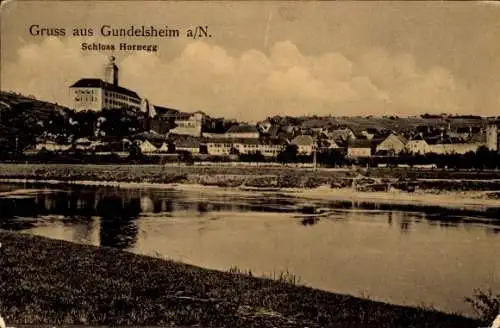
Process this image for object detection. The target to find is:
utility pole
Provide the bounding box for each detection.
[313,146,317,171]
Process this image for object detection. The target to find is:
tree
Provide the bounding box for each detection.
[128,143,143,160]
[277,144,298,163]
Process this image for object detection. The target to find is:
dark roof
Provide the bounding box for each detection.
[154,105,180,115]
[267,126,280,137]
[348,139,373,148]
[70,78,140,99]
[424,136,467,145]
[133,131,168,141]
[276,131,291,140]
[348,138,383,148]
[424,137,441,145]
[328,128,355,140]
[226,124,259,134]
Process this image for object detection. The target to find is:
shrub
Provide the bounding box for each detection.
[465,288,500,324]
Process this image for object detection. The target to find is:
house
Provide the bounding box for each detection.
[74,137,94,150]
[426,137,484,155]
[175,138,201,154]
[231,138,260,155]
[169,112,203,137]
[347,139,376,158]
[318,133,341,150]
[257,139,286,157]
[69,57,141,112]
[139,140,158,153]
[203,139,233,155]
[327,128,356,143]
[257,120,272,133]
[266,125,281,139]
[224,124,260,139]
[358,127,385,140]
[291,135,316,155]
[405,138,429,155]
[376,133,408,155]
[158,142,170,153]
[35,141,71,152]
[360,130,375,140]
[232,138,286,157]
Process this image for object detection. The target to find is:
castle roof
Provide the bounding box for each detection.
[70,78,140,99]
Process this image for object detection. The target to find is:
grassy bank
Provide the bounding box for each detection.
[2,163,500,192]
[0,231,481,327]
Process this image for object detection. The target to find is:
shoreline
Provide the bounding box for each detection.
[2,177,500,213]
[0,230,482,327]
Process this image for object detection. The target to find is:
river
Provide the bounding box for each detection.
[0,182,498,317]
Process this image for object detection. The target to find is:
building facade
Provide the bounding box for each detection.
[291,135,316,155]
[347,139,374,158]
[405,139,429,155]
[486,124,499,152]
[169,113,203,137]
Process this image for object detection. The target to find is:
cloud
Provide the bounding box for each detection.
[1,37,476,121]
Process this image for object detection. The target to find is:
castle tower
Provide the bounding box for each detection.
[486,124,498,151]
[104,56,119,86]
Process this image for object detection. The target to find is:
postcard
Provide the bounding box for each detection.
[0,1,499,327]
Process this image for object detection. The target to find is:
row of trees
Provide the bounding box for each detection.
[3,141,500,170]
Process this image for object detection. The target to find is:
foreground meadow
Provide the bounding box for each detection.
[0,230,482,327]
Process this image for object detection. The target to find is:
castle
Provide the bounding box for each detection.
[69,56,141,112]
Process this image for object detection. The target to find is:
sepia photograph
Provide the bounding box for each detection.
[0,1,499,327]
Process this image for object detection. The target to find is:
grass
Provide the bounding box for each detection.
[0,230,482,327]
[227,266,301,285]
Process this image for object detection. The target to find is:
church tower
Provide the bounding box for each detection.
[486,124,498,152]
[104,56,119,86]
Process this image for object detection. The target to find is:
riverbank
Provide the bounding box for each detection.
[0,230,481,327]
[2,163,500,191]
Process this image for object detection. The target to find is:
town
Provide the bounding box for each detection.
[1,56,499,169]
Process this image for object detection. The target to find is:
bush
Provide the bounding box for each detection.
[465,288,500,324]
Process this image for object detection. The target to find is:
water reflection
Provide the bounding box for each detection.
[97,196,140,250]
[1,184,499,238]
[300,217,319,226]
[400,212,412,234]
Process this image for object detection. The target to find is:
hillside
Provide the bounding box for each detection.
[0,91,71,118]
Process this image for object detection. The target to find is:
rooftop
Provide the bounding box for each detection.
[348,139,381,148]
[226,124,259,134]
[154,105,180,115]
[291,135,315,146]
[70,78,140,99]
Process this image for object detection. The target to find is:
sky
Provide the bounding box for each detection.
[1,1,499,121]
